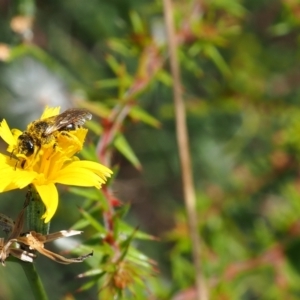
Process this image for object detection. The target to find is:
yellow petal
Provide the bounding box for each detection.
[55,131,85,156]
[13,171,37,189]
[71,160,113,177]
[0,119,17,147]
[0,175,19,192]
[55,173,100,187]
[0,154,37,190]
[11,128,22,138]
[0,154,18,191]
[34,183,58,223]
[54,160,112,187]
[40,106,60,120]
[55,168,105,187]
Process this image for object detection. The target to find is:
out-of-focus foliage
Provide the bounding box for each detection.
[1,0,300,299]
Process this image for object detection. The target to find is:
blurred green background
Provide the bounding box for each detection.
[1,0,300,299]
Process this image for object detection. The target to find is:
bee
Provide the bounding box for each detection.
[15,108,92,159]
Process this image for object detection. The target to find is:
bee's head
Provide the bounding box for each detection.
[17,133,35,157]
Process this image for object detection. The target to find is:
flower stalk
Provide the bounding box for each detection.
[26,185,50,235]
[20,262,49,300]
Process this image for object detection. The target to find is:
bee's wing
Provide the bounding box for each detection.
[44,108,92,136]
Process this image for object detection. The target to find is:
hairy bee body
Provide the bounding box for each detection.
[16,108,92,158]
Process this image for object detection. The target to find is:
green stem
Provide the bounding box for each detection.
[26,185,50,234]
[20,261,48,300]
[19,185,49,299]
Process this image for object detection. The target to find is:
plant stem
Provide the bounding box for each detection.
[21,262,48,300]
[19,185,49,299]
[162,0,208,299]
[26,185,50,234]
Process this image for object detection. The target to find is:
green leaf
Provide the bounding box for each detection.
[129,106,161,128]
[114,134,142,169]
[95,78,120,89]
[127,247,156,269]
[79,144,99,161]
[129,10,145,34]
[156,70,173,86]
[79,208,106,234]
[179,48,204,77]
[106,54,122,74]
[85,119,103,135]
[269,23,292,37]
[203,44,231,77]
[78,268,104,278]
[71,218,90,230]
[211,0,246,17]
[69,187,104,201]
[69,187,108,210]
[117,220,158,241]
[77,277,101,292]
[79,101,111,119]
[118,228,138,262]
[114,203,131,219]
[107,38,136,56]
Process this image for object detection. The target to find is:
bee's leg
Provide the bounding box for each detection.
[20,160,26,169]
[46,142,58,160]
[10,149,15,160]
[13,158,25,170]
[10,150,20,169]
[51,131,72,153]
[34,145,41,158]
[60,132,71,137]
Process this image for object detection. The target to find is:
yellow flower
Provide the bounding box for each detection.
[0,107,112,223]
